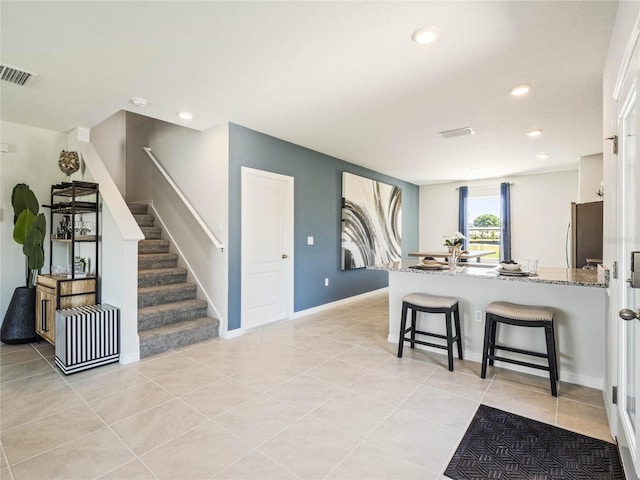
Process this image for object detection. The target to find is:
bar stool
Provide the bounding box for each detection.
[397,293,462,371]
[481,301,558,396]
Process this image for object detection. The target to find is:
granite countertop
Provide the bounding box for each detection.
[368,261,608,288]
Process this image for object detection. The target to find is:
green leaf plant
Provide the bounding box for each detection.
[11,184,46,287]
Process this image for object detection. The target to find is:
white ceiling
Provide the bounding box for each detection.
[0,1,618,185]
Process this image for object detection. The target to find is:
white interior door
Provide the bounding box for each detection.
[241,167,293,330]
[616,42,640,477]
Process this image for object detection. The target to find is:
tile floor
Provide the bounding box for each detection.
[0,292,611,479]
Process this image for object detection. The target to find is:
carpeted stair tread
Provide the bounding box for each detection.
[138,283,197,308]
[138,267,188,287]
[138,239,170,254]
[138,252,179,269]
[138,298,208,330]
[139,316,219,358]
[133,214,155,227]
[128,203,149,215]
[140,226,162,240]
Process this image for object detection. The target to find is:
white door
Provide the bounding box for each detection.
[615,37,640,477]
[241,167,294,330]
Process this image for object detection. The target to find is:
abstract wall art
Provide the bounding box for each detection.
[341,172,402,270]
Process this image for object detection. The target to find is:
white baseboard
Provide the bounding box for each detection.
[119,352,140,364]
[219,327,245,339]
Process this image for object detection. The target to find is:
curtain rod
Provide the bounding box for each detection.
[455,182,514,190]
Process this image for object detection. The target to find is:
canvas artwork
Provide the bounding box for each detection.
[341,172,402,270]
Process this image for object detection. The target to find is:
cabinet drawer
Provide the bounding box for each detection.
[59,279,96,296]
[60,293,96,309]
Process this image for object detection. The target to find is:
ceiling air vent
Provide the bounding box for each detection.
[0,64,37,87]
[439,127,475,139]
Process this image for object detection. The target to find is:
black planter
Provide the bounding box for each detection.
[1,286,37,344]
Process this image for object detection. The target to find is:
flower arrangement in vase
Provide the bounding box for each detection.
[443,232,466,252]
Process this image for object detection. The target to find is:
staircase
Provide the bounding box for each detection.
[129,203,219,358]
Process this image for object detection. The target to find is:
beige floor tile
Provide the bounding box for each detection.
[213,451,299,479]
[0,348,42,367]
[399,385,478,431]
[0,358,54,384]
[229,360,300,392]
[1,385,83,431]
[267,348,331,373]
[491,366,555,395]
[347,371,420,407]
[482,381,558,425]
[208,351,274,375]
[306,358,369,387]
[10,428,134,480]
[60,360,124,384]
[259,416,360,479]
[364,409,460,475]
[97,459,156,480]
[1,404,104,465]
[132,352,201,379]
[556,399,614,442]
[423,368,491,401]
[182,377,260,418]
[559,382,606,407]
[376,356,438,384]
[215,394,305,446]
[310,389,394,438]
[328,327,381,346]
[151,362,224,396]
[111,399,208,455]
[141,421,252,479]
[0,371,67,401]
[303,338,354,357]
[327,443,436,480]
[336,345,392,369]
[88,381,174,424]
[71,367,148,401]
[266,374,342,413]
[0,343,32,355]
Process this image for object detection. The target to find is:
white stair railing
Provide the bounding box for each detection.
[142,146,224,252]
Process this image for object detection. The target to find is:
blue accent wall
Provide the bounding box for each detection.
[228,123,418,331]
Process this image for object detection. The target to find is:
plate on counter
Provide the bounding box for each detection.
[495,267,530,276]
[410,264,448,270]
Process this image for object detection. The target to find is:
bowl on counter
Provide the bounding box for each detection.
[501,263,521,271]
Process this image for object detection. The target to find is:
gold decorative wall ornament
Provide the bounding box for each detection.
[58,150,80,178]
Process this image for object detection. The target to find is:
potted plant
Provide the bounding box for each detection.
[1,183,46,344]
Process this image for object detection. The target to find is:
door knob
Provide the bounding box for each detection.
[282,254,289,259]
[619,308,640,321]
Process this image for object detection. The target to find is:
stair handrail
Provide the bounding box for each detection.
[142,146,225,252]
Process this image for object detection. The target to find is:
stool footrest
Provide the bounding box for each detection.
[492,344,548,359]
[488,354,550,372]
[402,337,450,351]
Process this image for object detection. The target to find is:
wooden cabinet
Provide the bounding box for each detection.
[35,275,96,345]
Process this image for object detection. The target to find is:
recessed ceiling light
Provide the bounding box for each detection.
[130,97,148,107]
[411,26,439,45]
[178,111,193,120]
[536,153,550,159]
[510,84,531,96]
[526,129,543,137]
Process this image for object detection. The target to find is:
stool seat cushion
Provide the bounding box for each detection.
[485,301,553,322]
[403,293,458,309]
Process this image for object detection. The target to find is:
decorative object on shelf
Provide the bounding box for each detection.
[58,150,80,179]
[1,183,46,344]
[596,180,604,198]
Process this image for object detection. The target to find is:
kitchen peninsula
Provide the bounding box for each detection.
[369,261,608,389]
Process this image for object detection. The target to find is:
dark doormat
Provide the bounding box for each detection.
[444,404,625,480]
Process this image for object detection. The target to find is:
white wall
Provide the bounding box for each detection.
[578,153,603,203]
[90,111,127,196]
[419,170,578,268]
[0,121,71,321]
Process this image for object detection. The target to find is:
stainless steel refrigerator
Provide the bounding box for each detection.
[568,201,603,268]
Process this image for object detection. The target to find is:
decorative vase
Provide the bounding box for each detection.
[1,287,37,344]
[447,245,455,253]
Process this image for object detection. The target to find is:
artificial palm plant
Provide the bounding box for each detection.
[12,183,46,287]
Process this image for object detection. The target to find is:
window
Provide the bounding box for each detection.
[467,195,501,264]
